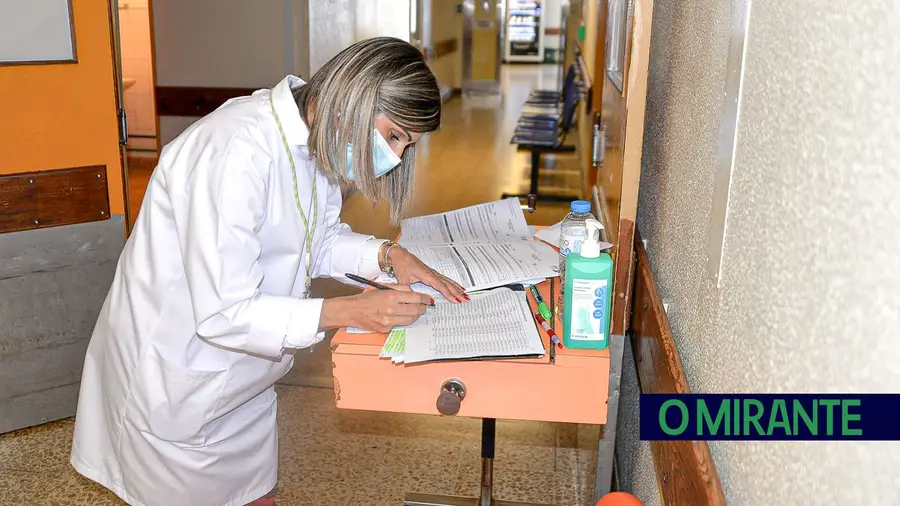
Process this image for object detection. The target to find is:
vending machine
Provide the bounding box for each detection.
[504,0,544,62]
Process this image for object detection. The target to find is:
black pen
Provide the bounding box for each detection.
[344,273,435,306]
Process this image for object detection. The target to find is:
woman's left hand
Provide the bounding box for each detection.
[388,247,469,303]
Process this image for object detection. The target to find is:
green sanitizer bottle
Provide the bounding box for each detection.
[563,219,613,350]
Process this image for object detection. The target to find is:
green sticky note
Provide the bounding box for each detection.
[381,329,406,357]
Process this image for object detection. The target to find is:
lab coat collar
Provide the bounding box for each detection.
[271,75,309,147]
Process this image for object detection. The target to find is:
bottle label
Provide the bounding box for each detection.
[569,278,608,342]
[559,232,584,258]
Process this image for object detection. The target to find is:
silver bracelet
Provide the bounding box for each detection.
[382,241,398,276]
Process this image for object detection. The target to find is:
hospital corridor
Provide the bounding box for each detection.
[1,1,898,506]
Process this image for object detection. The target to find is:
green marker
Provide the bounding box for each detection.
[528,285,552,320]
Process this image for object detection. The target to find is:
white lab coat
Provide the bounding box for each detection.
[70,75,384,506]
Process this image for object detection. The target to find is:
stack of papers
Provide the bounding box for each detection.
[379,329,407,362]
[378,288,545,364]
[381,198,559,293]
[348,200,560,364]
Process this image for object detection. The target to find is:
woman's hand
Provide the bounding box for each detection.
[388,247,469,303]
[320,285,434,334]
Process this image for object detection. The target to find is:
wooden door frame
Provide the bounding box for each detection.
[148,0,162,155]
[589,1,655,500]
[590,0,653,337]
[586,0,608,195]
[106,0,131,232]
[591,0,608,116]
[613,0,653,336]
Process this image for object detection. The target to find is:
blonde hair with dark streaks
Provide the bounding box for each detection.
[292,37,441,224]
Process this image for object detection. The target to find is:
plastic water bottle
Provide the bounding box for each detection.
[558,200,596,315]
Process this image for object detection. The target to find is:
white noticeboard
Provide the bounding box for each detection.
[0,0,77,65]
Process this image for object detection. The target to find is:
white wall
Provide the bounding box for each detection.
[618,1,900,504]
[153,0,417,145]
[152,0,295,145]
[542,0,562,50]
[153,1,290,88]
[356,0,411,44]
[309,0,358,75]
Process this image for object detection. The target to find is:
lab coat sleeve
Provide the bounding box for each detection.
[311,187,386,284]
[183,136,323,359]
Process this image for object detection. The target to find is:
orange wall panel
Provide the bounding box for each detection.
[0,0,125,216]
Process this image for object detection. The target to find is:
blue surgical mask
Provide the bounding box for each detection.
[345,128,402,180]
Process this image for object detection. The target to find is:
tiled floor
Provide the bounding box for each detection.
[0,387,601,505]
[1,64,601,505]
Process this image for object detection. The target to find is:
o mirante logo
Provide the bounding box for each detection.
[640,394,895,441]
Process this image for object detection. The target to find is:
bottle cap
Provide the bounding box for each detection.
[570,200,591,213]
[580,219,604,258]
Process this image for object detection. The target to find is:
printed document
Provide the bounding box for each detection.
[397,288,545,364]
[404,241,558,292]
[399,198,533,245]
[373,274,548,299]
[391,199,559,292]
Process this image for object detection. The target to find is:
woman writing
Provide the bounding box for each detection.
[70,37,466,506]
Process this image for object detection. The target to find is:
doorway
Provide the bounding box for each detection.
[461,0,504,95]
[112,0,159,226]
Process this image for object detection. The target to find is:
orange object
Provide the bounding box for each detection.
[244,497,276,506]
[596,492,644,506]
[330,235,611,425]
[0,0,125,216]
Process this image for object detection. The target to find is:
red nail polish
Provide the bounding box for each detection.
[429,298,435,305]
[463,294,471,301]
